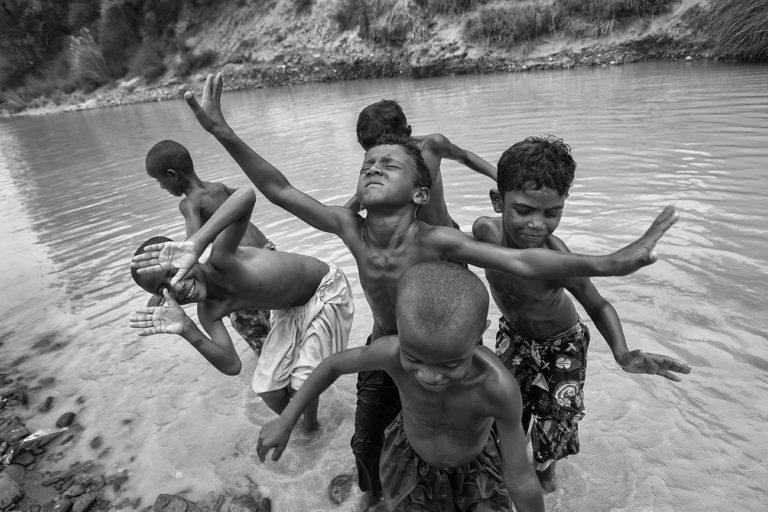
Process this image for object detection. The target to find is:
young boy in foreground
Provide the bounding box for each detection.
[346,99,497,229]
[257,262,545,512]
[473,136,692,491]
[146,139,275,354]
[129,188,354,430]
[184,73,677,506]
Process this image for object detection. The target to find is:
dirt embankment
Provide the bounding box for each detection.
[2,0,721,118]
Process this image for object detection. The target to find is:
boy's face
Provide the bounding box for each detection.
[142,265,208,304]
[355,144,429,210]
[398,320,478,392]
[490,186,566,248]
[148,169,184,197]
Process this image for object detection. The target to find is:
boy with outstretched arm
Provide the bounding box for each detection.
[129,187,354,431]
[473,136,691,492]
[258,262,545,512]
[346,99,497,229]
[145,139,275,354]
[184,73,677,507]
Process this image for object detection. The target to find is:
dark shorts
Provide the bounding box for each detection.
[380,413,510,512]
[495,317,590,469]
[350,336,402,496]
[228,240,277,355]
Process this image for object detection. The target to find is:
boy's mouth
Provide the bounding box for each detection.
[365,182,383,189]
[183,281,196,301]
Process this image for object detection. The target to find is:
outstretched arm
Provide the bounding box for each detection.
[256,339,395,462]
[184,73,354,236]
[129,290,242,375]
[418,133,497,181]
[436,206,678,278]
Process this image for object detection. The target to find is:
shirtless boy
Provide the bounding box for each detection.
[184,73,678,506]
[257,262,544,512]
[347,99,497,228]
[129,188,354,430]
[473,135,691,491]
[146,139,274,353]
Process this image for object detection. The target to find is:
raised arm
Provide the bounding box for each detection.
[129,290,242,375]
[435,206,678,278]
[256,339,395,461]
[184,73,354,236]
[418,133,497,181]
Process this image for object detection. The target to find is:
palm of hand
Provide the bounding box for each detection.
[619,350,655,374]
[152,304,186,334]
[161,242,197,272]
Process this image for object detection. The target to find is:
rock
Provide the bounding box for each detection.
[63,483,86,497]
[72,493,97,512]
[89,436,102,450]
[42,496,73,512]
[2,463,25,484]
[152,494,202,512]
[0,419,29,443]
[0,472,24,509]
[12,450,35,466]
[228,495,270,512]
[56,413,76,428]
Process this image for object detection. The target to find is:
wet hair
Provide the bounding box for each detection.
[371,134,432,190]
[130,236,173,296]
[396,262,488,339]
[497,135,575,197]
[145,140,194,177]
[357,100,410,150]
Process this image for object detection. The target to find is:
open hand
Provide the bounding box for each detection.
[185,73,229,134]
[131,240,198,286]
[609,206,678,275]
[129,290,188,336]
[617,349,691,382]
[256,418,292,462]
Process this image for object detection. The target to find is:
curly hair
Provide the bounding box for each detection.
[497,135,575,197]
[356,100,410,151]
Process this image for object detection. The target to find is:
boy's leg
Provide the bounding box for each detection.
[287,387,319,432]
[259,388,291,414]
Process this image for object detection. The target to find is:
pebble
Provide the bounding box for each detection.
[56,412,76,428]
[0,473,24,509]
[12,450,35,466]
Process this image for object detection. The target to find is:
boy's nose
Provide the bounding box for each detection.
[366,165,383,176]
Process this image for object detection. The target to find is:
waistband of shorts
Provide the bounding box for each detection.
[499,316,586,344]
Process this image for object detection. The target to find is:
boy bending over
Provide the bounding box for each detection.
[184,73,677,507]
[258,262,545,512]
[347,99,497,229]
[473,136,691,491]
[145,139,275,354]
[129,188,354,430]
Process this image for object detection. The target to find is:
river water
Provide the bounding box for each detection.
[0,61,766,511]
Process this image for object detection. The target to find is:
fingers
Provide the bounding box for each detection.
[162,288,179,306]
[658,369,681,382]
[214,72,223,103]
[272,445,283,461]
[256,436,266,463]
[131,250,160,263]
[643,206,679,243]
[184,90,200,111]
[202,73,214,101]
[651,354,692,374]
[138,328,158,336]
[169,268,188,287]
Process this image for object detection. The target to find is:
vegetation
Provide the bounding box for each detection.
[707,0,768,61]
[464,2,558,49]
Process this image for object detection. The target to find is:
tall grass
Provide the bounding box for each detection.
[464,2,557,49]
[554,0,672,21]
[708,0,768,61]
[412,0,490,15]
[329,0,410,44]
[67,28,111,88]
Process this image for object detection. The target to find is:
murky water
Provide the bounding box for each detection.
[1,61,766,511]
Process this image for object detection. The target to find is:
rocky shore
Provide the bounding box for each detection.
[0,366,271,512]
[4,34,714,118]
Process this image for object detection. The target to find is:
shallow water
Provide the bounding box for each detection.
[1,61,766,511]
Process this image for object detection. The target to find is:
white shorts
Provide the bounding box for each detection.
[251,264,354,393]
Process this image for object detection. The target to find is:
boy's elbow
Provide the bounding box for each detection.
[220,360,242,376]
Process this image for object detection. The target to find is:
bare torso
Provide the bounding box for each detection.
[474,216,579,339]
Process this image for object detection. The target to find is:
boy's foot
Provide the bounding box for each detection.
[328,473,354,504]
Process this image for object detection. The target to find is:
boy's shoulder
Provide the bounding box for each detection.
[472,345,522,404]
[471,216,503,244]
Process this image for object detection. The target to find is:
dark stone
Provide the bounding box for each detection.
[89,436,102,450]
[63,483,86,497]
[56,413,76,428]
[39,377,56,388]
[40,396,55,413]
[72,493,97,512]
[0,472,24,508]
[12,450,35,466]
[2,463,26,484]
[42,496,74,512]
[0,420,29,443]
[153,494,200,512]
[228,495,269,512]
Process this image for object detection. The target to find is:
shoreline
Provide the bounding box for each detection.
[2,35,715,119]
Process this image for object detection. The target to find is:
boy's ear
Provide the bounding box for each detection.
[405,125,412,137]
[413,186,430,206]
[489,189,503,213]
[166,169,179,181]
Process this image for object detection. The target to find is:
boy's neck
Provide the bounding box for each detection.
[363,206,419,247]
[182,175,205,197]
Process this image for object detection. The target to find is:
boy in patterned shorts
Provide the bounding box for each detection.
[473,136,691,491]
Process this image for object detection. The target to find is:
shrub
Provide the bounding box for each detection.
[175,48,218,76]
[707,0,768,61]
[98,0,143,78]
[293,0,313,12]
[554,0,672,22]
[129,39,167,80]
[464,2,557,49]
[329,0,371,32]
[68,28,111,88]
[412,0,490,15]
[369,6,414,45]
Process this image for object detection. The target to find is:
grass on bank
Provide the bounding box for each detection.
[708,0,768,61]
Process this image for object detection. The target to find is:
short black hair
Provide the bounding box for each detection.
[497,135,575,197]
[371,134,432,190]
[357,100,410,151]
[396,262,488,338]
[131,236,172,295]
[146,140,194,177]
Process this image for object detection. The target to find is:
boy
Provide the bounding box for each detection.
[346,99,497,229]
[129,187,354,431]
[184,73,677,506]
[472,136,692,491]
[145,139,274,354]
[257,262,545,512]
